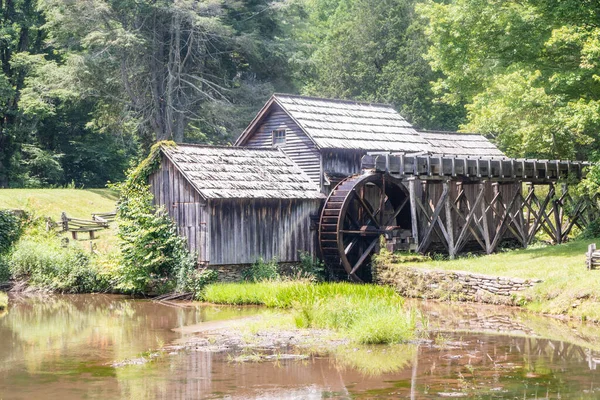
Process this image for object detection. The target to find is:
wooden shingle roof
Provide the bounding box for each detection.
[419,130,505,157]
[161,144,323,200]
[237,94,431,152]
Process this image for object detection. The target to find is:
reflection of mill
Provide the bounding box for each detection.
[517,337,600,371]
[147,334,600,399]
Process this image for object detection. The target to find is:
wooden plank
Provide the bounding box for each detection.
[417,182,449,253]
[478,182,491,253]
[454,187,487,252]
[489,188,522,252]
[409,178,419,248]
[444,180,455,258]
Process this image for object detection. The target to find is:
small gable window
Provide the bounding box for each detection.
[272,129,286,146]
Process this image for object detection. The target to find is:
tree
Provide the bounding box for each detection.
[419,0,600,160]
[0,0,48,186]
[291,0,463,130]
[40,0,298,146]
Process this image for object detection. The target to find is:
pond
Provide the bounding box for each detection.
[1,295,600,399]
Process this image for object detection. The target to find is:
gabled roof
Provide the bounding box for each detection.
[161,144,323,200]
[419,130,505,158]
[236,94,431,152]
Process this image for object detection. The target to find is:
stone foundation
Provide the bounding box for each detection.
[373,263,541,305]
[206,263,301,283]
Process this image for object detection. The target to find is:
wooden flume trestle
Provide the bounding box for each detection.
[319,153,599,281]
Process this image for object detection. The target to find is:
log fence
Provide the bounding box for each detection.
[61,211,112,240]
[587,244,600,270]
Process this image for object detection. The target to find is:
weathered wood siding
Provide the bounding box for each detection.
[148,157,209,262]
[322,149,365,177]
[245,104,322,185]
[208,198,321,265]
[321,149,366,193]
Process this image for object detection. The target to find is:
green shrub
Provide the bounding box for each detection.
[0,210,24,282]
[582,218,600,239]
[0,291,7,310]
[0,210,24,254]
[243,257,280,282]
[116,180,195,294]
[290,251,326,281]
[9,237,109,293]
[176,266,219,299]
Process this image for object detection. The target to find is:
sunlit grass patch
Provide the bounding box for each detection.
[203,281,400,308]
[387,237,600,321]
[0,188,117,220]
[202,281,418,344]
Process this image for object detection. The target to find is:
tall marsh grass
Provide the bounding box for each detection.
[202,281,418,344]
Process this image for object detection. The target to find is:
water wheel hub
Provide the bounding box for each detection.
[318,172,412,282]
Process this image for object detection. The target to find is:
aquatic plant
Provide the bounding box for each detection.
[202,281,417,344]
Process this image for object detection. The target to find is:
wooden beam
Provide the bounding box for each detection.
[454,185,487,253]
[444,180,456,258]
[479,182,492,253]
[409,178,419,248]
[417,183,449,253]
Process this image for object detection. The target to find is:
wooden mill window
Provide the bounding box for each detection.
[272,129,286,146]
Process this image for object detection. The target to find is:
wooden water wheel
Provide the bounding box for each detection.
[319,172,412,282]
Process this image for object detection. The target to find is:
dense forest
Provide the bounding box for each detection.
[1,0,599,188]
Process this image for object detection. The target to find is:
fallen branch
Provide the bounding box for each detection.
[152,292,195,302]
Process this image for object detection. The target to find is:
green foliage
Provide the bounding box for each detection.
[292,0,463,130]
[243,257,280,282]
[419,0,600,160]
[243,253,325,283]
[0,291,6,310]
[292,251,326,281]
[579,162,600,197]
[582,219,600,239]
[125,141,175,186]
[115,180,194,294]
[0,210,23,255]
[9,237,109,293]
[0,210,24,282]
[202,281,417,344]
[176,267,219,299]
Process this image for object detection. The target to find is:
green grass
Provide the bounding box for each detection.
[0,188,118,220]
[0,188,120,253]
[203,281,418,344]
[390,238,600,321]
[0,292,7,310]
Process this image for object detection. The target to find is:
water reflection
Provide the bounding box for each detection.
[0,295,259,399]
[2,296,600,399]
[108,333,600,399]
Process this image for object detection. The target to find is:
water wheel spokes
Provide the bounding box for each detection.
[319,172,410,282]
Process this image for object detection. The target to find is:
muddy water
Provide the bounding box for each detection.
[2,296,600,399]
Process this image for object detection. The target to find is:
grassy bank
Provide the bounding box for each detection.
[0,292,7,310]
[0,188,118,220]
[0,188,120,254]
[203,281,418,344]
[381,238,600,321]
